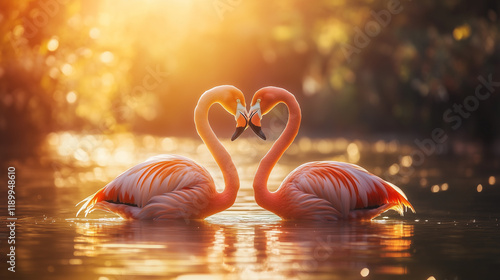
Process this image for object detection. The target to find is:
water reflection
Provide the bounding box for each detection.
[70,217,414,279]
[43,132,422,193]
[257,221,414,278]
[6,132,500,279]
[73,219,227,278]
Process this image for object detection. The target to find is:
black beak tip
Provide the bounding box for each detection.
[231,126,245,141]
[249,122,266,140]
[257,131,266,140]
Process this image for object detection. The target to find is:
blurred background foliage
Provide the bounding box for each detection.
[1,0,499,159]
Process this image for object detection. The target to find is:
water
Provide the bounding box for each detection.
[1,133,500,280]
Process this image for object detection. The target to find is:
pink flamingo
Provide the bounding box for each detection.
[77,85,248,219]
[248,87,415,220]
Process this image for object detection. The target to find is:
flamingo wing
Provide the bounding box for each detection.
[135,184,213,220]
[76,155,216,218]
[280,161,415,220]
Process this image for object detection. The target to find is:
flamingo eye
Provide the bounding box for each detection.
[249,100,262,120]
[235,99,247,121]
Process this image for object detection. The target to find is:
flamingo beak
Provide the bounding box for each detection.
[231,103,248,141]
[249,102,266,140]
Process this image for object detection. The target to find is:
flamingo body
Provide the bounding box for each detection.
[76,85,248,220]
[249,86,415,220]
[77,155,216,219]
[275,161,414,220]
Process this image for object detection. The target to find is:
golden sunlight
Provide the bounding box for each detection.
[47,37,59,51]
[66,91,77,104]
[2,1,500,280]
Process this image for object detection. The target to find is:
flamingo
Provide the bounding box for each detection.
[247,86,415,220]
[77,85,248,220]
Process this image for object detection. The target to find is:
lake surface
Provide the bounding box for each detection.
[1,133,499,280]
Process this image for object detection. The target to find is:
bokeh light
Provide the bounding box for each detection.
[66,91,77,104]
[360,267,370,277]
[489,176,496,185]
[431,185,440,193]
[47,37,59,51]
[1,2,499,280]
[2,0,498,159]
[453,24,471,41]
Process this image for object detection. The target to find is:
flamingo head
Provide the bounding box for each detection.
[248,86,285,140]
[248,99,266,140]
[216,86,248,141]
[231,98,249,141]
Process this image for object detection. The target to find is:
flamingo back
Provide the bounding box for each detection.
[76,155,215,217]
[279,161,415,220]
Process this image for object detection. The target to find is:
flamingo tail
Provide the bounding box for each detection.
[383,181,416,215]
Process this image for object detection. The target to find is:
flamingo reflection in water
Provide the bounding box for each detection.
[77,85,248,219]
[73,219,235,276]
[248,87,415,220]
[72,218,413,278]
[254,221,414,275]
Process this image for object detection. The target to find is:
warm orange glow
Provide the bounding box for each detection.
[2,1,499,279]
[374,140,386,153]
[47,37,59,51]
[401,155,412,167]
[66,91,77,104]
[376,266,407,275]
[389,163,400,175]
[68,259,83,265]
[489,176,496,185]
[99,51,114,64]
[420,178,428,187]
[89,27,101,39]
[299,137,313,152]
[347,142,360,163]
[61,63,73,76]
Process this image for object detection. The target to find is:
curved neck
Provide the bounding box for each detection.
[253,90,301,213]
[194,91,239,217]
